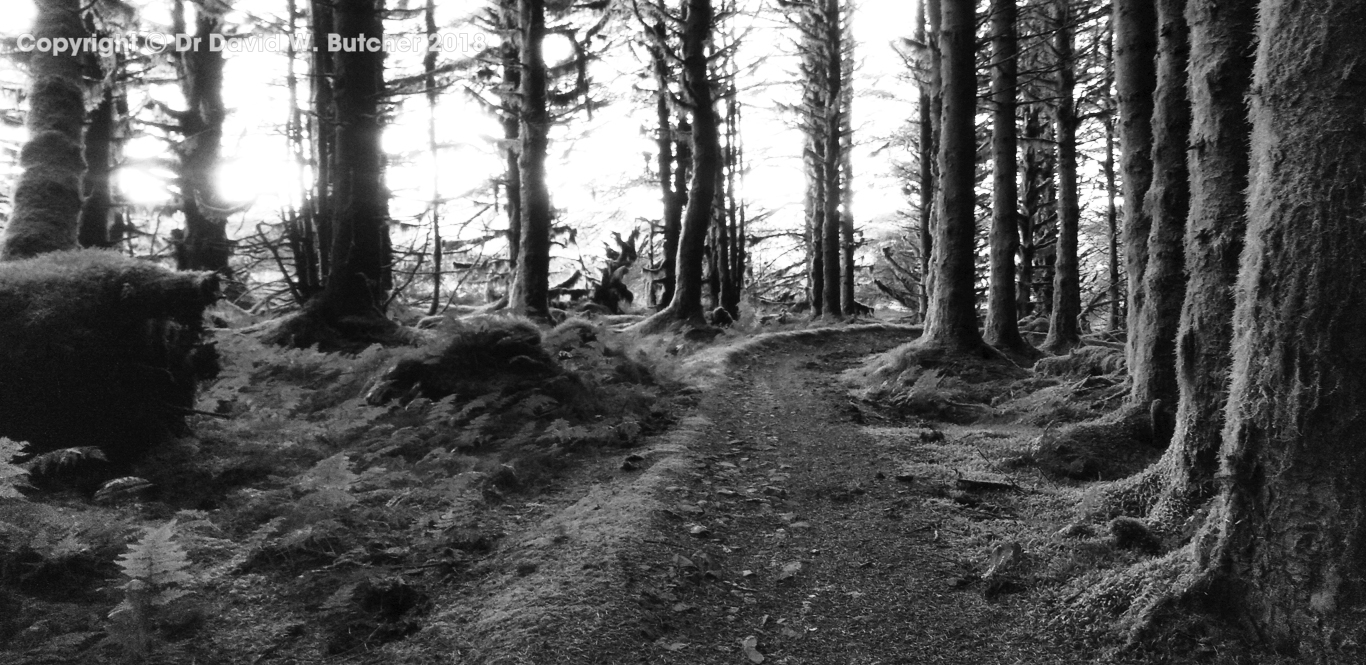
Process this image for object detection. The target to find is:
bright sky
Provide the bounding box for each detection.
[1,0,923,265]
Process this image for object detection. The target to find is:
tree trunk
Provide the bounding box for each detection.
[317,0,390,318]
[1137,0,1254,534]
[839,82,855,312]
[508,0,552,320]
[820,0,843,319]
[1128,0,1190,409]
[984,0,1027,353]
[79,85,116,249]
[919,0,942,317]
[649,18,680,309]
[1191,0,1366,653]
[1042,0,1081,355]
[633,0,719,332]
[498,0,521,271]
[919,0,981,351]
[1,0,84,260]
[309,0,335,281]
[172,0,232,277]
[1113,0,1158,369]
[1103,17,1121,333]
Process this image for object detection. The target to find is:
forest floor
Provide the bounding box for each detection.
[2,319,1226,664]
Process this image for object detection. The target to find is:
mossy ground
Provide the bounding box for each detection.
[0,318,1274,663]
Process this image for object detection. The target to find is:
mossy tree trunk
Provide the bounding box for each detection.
[493,0,521,275]
[819,0,844,319]
[1128,0,1190,409]
[1189,0,1366,652]
[919,0,981,351]
[633,0,719,332]
[267,0,398,350]
[1042,0,1081,355]
[1113,0,1157,369]
[508,0,552,320]
[1135,0,1255,535]
[919,0,942,318]
[647,18,682,309]
[171,0,232,278]
[984,0,1028,354]
[79,84,118,249]
[0,0,85,260]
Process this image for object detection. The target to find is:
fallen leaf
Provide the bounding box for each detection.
[777,561,802,581]
[741,635,764,663]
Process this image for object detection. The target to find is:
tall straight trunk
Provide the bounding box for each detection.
[509,0,552,319]
[665,116,691,308]
[1103,17,1121,333]
[424,0,442,315]
[285,0,321,301]
[649,19,680,309]
[820,0,843,318]
[723,71,744,316]
[316,0,390,317]
[920,0,981,350]
[920,0,943,315]
[1139,0,1253,531]
[310,0,335,280]
[1128,0,1190,408]
[2,0,84,260]
[79,86,116,248]
[172,0,231,276]
[1113,0,1158,367]
[635,0,718,331]
[1191,0,1366,653]
[498,0,521,271]
[984,0,1026,352]
[807,136,825,314]
[1017,104,1049,318]
[839,84,855,311]
[1042,0,1081,354]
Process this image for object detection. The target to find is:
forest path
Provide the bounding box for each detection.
[513,326,1086,665]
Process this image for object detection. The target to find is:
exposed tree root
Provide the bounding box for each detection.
[1028,402,1164,480]
[262,307,424,352]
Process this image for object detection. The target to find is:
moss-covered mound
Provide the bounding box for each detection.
[0,250,220,464]
[1027,403,1164,480]
[367,315,565,404]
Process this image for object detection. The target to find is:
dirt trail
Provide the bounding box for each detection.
[495,327,1088,665]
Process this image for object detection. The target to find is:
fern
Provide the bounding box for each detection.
[0,437,29,498]
[109,520,194,661]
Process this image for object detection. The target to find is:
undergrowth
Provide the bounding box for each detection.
[0,314,679,662]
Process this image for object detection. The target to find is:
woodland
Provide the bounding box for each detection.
[0,0,1363,663]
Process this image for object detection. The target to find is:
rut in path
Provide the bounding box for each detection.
[516,328,1085,665]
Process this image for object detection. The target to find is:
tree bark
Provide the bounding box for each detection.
[919,0,942,317]
[1191,0,1366,653]
[919,0,981,351]
[1138,0,1254,534]
[1113,0,1158,370]
[79,85,117,249]
[984,0,1027,353]
[633,0,719,332]
[1128,0,1190,409]
[820,0,843,318]
[1103,16,1121,333]
[498,0,521,272]
[172,0,232,277]
[648,18,680,309]
[1042,0,1081,355]
[1,0,84,260]
[508,0,552,320]
[316,0,390,318]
